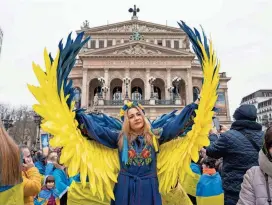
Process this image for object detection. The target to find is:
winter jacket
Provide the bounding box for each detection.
[237,150,272,205]
[206,120,263,204]
[23,167,42,205]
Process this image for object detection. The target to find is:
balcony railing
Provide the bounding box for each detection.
[132,100,150,105]
[155,99,176,105]
[104,100,123,106]
[100,99,177,106]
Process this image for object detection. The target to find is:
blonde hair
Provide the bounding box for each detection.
[118,107,153,149]
[0,121,22,185]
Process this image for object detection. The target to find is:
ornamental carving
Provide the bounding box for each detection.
[113,45,162,55]
[100,24,169,32]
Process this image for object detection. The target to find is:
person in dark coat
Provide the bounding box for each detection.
[202,104,264,205]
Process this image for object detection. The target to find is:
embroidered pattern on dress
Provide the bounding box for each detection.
[126,143,152,166]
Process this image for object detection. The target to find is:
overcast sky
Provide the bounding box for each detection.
[0,0,271,116]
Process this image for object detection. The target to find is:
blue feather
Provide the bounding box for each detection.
[200,26,210,59]
[54,31,90,109]
[178,21,205,67]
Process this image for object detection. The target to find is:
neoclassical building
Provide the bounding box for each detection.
[69,14,231,123]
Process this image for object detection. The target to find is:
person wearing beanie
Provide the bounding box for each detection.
[203,104,264,205]
[237,126,272,205]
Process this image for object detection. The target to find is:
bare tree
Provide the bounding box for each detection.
[0,103,37,147]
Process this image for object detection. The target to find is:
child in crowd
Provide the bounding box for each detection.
[35,176,60,205]
[196,157,224,205]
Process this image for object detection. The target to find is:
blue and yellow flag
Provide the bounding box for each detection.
[182,163,201,197]
[196,172,224,205]
[0,183,24,205]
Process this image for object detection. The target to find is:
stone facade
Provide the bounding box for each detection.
[69,19,231,123]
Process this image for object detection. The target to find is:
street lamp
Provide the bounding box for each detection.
[168,86,174,101]
[148,76,156,98]
[98,77,105,98]
[172,77,181,98]
[1,114,13,131]
[123,77,131,99]
[34,113,42,149]
[101,86,109,99]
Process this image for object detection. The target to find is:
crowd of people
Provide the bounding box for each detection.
[0,103,271,205]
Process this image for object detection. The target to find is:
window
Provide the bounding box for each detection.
[99,40,104,48]
[107,40,112,47]
[116,40,121,44]
[174,40,179,49]
[193,87,200,102]
[166,40,171,48]
[91,40,96,48]
[157,40,162,46]
[149,40,154,44]
[124,40,129,43]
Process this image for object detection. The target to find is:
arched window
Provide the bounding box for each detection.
[193,87,200,102]
[94,86,102,97]
[153,86,161,100]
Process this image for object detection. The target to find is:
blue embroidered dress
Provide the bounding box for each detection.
[76,103,198,205]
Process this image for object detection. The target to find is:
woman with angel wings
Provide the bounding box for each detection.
[28,21,220,205]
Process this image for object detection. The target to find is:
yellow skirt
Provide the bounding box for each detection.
[161,183,193,205]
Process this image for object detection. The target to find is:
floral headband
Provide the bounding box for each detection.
[120,101,145,122]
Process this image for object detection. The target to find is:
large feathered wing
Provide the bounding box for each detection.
[157,21,220,194]
[27,32,120,201]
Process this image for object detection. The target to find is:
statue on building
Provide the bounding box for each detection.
[128,5,140,20]
[81,20,90,29]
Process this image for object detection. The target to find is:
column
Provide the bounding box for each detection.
[186,68,193,103]
[95,39,99,48]
[121,39,124,43]
[179,39,182,49]
[87,39,91,48]
[104,39,107,47]
[171,39,174,48]
[81,70,88,108]
[113,39,116,46]
[104,68,110,100]
[154,39,158,45]
[166,68,171,100]
[162,39,166,46]
[145,68,150,100]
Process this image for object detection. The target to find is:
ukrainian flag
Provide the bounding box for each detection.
[196,172,224,205]
[182,163,201,197]
[0,183,24,205]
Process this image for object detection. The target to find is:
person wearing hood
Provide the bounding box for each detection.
[202,104,264,205]
[237,126,272,205]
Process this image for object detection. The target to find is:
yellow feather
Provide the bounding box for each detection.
[157,30,220,197]
[28,49,120,201]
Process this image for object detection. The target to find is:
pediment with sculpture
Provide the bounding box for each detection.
[79,19,183,34]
